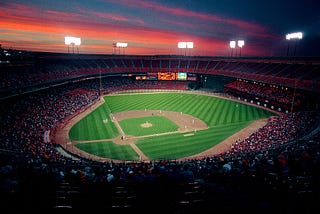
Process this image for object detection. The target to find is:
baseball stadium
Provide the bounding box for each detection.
[1,49,320,213]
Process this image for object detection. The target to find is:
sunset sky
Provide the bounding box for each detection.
[1,0,319,56]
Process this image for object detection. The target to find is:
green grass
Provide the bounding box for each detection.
[69,104,119,140]
[75,141,140,160]
[119,116,179,136]
[70,92,276,161]
[137,122,250,160]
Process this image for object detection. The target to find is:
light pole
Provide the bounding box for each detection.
[113,42,128,55]
[237,40,245,57]
[65,36,81,54]
[230,40,236,57]
[178,41,193,56]
[286,32,303,56]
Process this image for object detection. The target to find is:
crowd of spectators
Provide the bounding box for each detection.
[224,79,305,112]
[225,79,301,106]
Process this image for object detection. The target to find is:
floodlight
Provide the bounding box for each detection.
[178,42,193,48]
[116,42,128,48]
[286,32,303,40]
[65,36,72,45]
[186,42,194,48]
[230,40,236,48]
[113,42,128,55]
[65,36,81,54]
[65,36,81,45]
[237,40,245,48]
[286,32,303,56]
[178,41,193,56]
[178,42,187,48]
[74,37,81,46]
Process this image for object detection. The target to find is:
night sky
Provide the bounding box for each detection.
[1,0,319,56]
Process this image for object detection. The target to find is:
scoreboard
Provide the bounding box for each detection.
[135,72,197,81]
[157,72,176,80]
[157,72,195,81]
[176,72,187,80]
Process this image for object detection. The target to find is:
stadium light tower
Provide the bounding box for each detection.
[229,40,236,57]
[237,40,245,57]
[178,41,193,56]
[113,42,128,55]
[65,36,81,54]
[286,32,303,56]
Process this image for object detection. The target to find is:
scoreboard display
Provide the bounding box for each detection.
[157,72,176,80]
[144,72,197,81]
[176,72,187,80]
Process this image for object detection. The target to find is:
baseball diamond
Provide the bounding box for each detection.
[53,92,274,162]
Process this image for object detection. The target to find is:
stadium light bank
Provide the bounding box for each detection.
[229,40,245,57]
[229,40,236,57]
[65,36,81,54]
[113,42,128,55]
[286,32,303,56]
[178,41,193,56]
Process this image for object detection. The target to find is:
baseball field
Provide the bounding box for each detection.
[65,92,276,161]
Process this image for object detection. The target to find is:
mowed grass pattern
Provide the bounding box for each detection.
[71,92,276,160]
[119,116,179,136]
[69,104,119,140]
[75,142,139,160]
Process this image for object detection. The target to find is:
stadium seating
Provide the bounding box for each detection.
[1,49,320,213]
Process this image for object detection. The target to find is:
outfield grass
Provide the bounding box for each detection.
[69,104,118,140]
[75,141,140,160]
[71,92,276,161]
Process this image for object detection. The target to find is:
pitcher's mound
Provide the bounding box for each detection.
[141,122,152,128]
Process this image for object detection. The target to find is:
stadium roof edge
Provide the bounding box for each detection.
[31,51,320,64]
[2,48,320,64]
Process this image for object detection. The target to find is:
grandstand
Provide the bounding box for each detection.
[1,48,320,213]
